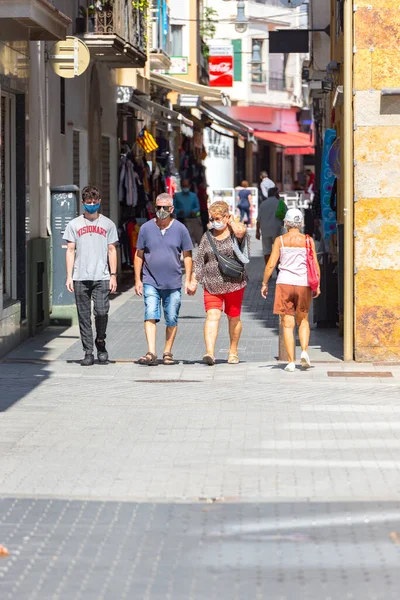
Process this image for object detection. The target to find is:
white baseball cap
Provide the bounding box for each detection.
[284,208,303,224]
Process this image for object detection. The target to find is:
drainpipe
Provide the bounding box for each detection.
[343,0,354,361]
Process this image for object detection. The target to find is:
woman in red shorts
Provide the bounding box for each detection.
[191,201,249,365]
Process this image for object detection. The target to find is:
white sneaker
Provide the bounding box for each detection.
[284,362,296,372]
[300,351,311,369]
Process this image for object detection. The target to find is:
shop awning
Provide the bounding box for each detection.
[151,72,225,102]
[129,96,193,127]
[199,102,254,139]
[255,131,315,155]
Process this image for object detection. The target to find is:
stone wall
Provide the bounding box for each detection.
[353,0,400,360]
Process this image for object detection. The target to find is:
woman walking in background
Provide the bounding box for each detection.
[261,209,320,372]
[191,201,250,365]
[236,181,252,224]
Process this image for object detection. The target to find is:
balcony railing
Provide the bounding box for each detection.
[77,0,147,66]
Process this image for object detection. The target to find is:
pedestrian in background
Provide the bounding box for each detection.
[191,201,249,365]
[197,179,209,233]
[261,208,320,372]
[260,171,275,201]
[256,186,286,265]
[134,193,193,365]
[64,185,118,366]
[236,180,252,224]
[173,179,203,245]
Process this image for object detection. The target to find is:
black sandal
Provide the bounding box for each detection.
[137,352,158,366]
[163,352,175,365]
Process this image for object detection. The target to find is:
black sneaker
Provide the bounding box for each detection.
[81,353,94,367]
[95,339,109,364]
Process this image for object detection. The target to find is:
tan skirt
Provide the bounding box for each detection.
[273,284,312,316]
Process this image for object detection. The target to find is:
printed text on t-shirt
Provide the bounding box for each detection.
[77,226,107,238]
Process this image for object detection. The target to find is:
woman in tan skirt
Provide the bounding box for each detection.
[261,208,320,372]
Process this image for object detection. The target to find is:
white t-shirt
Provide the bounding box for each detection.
[63,214,118,281]
[260,177,275,199]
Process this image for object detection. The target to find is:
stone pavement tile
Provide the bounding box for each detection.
[2,498,400,599]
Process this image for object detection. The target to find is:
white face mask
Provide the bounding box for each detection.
[211,220,226,230]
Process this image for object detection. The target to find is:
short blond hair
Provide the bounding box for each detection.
[209,201,230,218]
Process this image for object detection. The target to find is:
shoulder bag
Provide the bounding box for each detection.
[275,198,287,221]
[206,231,245,280]
[305,235,319,292]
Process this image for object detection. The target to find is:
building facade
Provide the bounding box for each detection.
[0,0,148,358]
[309,0,400,361]
[206,0,312,189]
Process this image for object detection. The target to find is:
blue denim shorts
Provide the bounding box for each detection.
[143,284,182,327]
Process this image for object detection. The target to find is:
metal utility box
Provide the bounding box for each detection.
[51,185,79,313]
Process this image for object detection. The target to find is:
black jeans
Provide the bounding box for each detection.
[74,280,110,353]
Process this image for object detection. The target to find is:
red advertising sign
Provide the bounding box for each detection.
[208,55,234,87]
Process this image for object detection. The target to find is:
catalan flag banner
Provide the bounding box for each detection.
[136,127,158,154]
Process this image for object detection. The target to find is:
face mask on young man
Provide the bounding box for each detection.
[156,206,172,220]
[83,203,101,214]
[182,188,190,193]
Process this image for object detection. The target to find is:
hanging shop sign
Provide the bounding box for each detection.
[209,45,233,88]
[204,127,234,192]
[169,56,188,75]
[49,36,90,78]
[177,94,200,108]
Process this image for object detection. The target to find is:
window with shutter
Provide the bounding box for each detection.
[232,39,242,82]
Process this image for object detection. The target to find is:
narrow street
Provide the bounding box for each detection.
[1,241,400,599]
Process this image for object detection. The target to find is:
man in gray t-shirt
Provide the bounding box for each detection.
[256,187,286,265]
[63,185,118,366]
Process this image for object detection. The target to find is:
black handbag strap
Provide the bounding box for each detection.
[206,230,221,259]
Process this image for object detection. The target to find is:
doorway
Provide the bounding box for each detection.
[1,91,17,304]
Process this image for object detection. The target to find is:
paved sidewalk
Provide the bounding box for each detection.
[1,233,400,598]
[6,232,342,364]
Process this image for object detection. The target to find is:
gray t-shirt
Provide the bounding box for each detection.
[63,214,118,281]
[257,196,283,238]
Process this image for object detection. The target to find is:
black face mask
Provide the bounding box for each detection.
[156,207,171,220]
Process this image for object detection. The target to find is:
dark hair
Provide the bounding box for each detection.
[268,186,280,199]
[82,185,101,202]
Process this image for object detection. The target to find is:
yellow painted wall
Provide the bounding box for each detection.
[171,0,199,83]
[329,0,400,360]
[353,2,400,360]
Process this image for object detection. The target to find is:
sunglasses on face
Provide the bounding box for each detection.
[209,216,227,222]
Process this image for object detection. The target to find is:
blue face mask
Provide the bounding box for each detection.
[182,188,190,193]
[83,203,100,214]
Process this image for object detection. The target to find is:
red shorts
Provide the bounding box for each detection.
[204,287,245,318]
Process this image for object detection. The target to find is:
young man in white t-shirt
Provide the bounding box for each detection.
[63,186,119,366]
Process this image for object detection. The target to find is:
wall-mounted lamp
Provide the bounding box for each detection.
[234,1,248,33]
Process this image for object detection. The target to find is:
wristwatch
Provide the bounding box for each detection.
[110,273,117,277]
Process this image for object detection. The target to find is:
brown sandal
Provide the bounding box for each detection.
[163,352,175,365]
[137,352,158,366]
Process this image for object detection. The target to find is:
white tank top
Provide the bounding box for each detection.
[276,236,308,287]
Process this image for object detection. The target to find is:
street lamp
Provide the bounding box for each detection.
[234,1,248,33]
